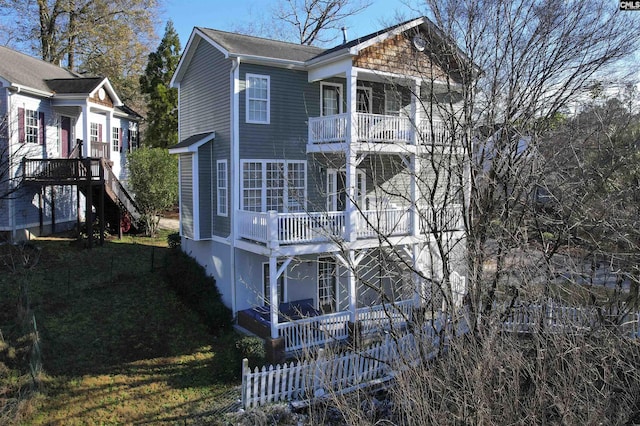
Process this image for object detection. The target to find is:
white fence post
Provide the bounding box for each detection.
[241,358,249,408]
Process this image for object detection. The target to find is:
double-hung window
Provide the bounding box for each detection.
[217,160,228,216]
[90,123,99,143]
[241,160,306,212]
[246,74,270,124]
[112,127,120,152]
[321,82,342,116]
[25,110,39,144]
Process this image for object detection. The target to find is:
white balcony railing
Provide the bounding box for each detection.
[277,311,351,352]
[237,208,414,246]
[420,204,464,232]
[356,208,412,238]
[237,210,345,247]
[356,299,414,336]
[309,113,347,143]
[356,113,413,143]
[308,113,451,146]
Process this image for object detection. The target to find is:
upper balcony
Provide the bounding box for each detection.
[237,205,462,250]
[308,113,451,153]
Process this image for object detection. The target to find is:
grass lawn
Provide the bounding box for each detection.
[0,230,241,425]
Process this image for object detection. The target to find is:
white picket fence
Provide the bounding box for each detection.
[242,303,640,409]
[241,328,443,409]
[499,301,640,336]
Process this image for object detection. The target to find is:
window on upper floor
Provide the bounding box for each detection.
[129,128,139,150]
[241,160,306,212]
[321,82,342,116]
[90,122,99,143]
[385,89,403,116]
[112,127,120,152]
[217,160,228,216]
[246,74,270,124]
[25,109,39,144]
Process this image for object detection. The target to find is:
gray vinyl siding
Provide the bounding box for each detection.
[179,153,194,239]
[179,39,231,148]
[198,143,213,239]
[213,143,230,236]
[179,38,231,237]
[238,64,319,161]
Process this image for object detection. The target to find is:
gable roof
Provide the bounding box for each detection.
[196,28,324,63]
[45,77,104,94]
[173,16,475,87]
[0,45,79,94]
[0,45,131,109]
[169,132,215,153]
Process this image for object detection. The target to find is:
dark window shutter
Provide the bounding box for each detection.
[98,124,103,142]
[39,112,45,145]
[119,128,123,152]
[18,107,25,143]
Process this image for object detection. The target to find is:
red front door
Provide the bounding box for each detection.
[60,117,72,157]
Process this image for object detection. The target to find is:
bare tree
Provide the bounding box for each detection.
[232,0,371,46]
[274,0,371,45]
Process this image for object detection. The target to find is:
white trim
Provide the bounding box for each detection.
[191,153,200,239]
[326,168,366,211]
[320,82,343,116]
[318,256,338,312]
[216,159,228,217]
[262,261,287,306]
[245,73,270,124]
[356,85,372,113]
[168,132,215,154]
[240,159,307,212]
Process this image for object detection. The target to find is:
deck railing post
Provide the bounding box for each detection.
[267,210,279,248]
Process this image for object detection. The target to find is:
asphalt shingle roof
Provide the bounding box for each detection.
[197,28,325,62]
[0,45,79,92]
[45,77,103,95]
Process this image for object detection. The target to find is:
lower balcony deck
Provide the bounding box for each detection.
[238,299,415,353]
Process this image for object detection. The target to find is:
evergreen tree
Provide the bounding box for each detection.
[140,20,181,148]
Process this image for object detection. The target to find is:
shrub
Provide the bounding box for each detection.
[167,232,181,249]
[164,250,232,334]
[236,336,266,367]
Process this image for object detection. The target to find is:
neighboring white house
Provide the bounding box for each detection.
[170,17,468,360]
[0,46,141,241]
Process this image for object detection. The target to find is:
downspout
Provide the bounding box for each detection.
[230,57,240,316]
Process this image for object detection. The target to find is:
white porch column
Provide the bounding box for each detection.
[269,255,279,339]
[81,103,90,157]
[345,68,358,242]
[348,250,357,323]
[412,243,422,307]
[410,153,421,237]
[411,79,421,145]
[106,110,113,160]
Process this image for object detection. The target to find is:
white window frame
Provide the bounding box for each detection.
[356,86,372,114]
[246,74,270,124]
[326,168,366,211]
[216,159,228,217]
[112,127,120,152]
[318,257,338,312]
[241,160,307,212]
[263,261,286,307]
[320,82,343,116]
[385,88,403,116]
[90,122,99,143]
[25,109,39,144]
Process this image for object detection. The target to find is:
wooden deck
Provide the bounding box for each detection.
[22,158,141,242]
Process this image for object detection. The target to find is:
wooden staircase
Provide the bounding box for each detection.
[23,158,142,240]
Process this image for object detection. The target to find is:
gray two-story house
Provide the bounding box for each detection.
[170,17,467,357]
